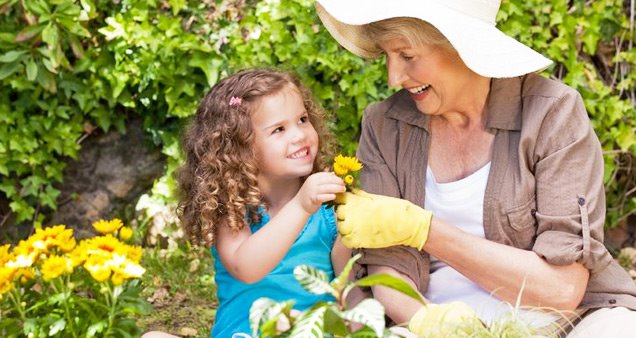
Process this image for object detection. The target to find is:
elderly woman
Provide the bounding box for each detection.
[315,0,636,336]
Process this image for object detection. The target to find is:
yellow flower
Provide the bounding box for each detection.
[92,218,124,235]
[333,163,348,176]
[16,268,35,283]
[344,175,355,185]
[30,225,75,254]
[84,255,111,283]
[124,245,143,263]
[119,227,133,241]
[0,267,15,295]
[41,255,73,281]
[333,154,363,175]
[0,244,12,266]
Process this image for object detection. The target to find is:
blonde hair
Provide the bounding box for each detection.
[177,69,334,246]
[363,17,454,57]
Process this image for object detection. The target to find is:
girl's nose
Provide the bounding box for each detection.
[290,126,307,143]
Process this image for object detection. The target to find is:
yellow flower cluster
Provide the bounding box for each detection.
[93,218,133,241]
[333,154,363,188]
[0,221,144,298]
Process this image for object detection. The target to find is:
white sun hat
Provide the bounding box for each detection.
[315,0,553,78]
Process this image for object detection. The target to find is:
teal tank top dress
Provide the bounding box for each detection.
[210,205,338,337]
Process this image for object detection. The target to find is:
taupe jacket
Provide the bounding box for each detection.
[355,73,636,310]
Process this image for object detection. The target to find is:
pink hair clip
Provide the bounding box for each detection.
[229,96,242,107]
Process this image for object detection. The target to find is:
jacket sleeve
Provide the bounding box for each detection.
[354,105,430,292]
[530,90,612,274]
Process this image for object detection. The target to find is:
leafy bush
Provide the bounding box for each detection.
[0,220,149,337]
[0,0,634,231]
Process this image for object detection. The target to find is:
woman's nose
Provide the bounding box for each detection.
[386,58,407,88]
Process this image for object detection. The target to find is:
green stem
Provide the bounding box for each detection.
[104,283,118,337]
[59,277,79,338]
[7,287,27,323]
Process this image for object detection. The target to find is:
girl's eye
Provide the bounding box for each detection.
[272,127,284,134]
[299,115,309,124]
[401,53,414,61]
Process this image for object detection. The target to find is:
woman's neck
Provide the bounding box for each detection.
[438,76,491,129]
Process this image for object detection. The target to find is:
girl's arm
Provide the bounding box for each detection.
[216,172,345,284]
[330,236,351,276]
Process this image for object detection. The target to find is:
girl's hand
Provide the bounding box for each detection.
[295,172,345,214]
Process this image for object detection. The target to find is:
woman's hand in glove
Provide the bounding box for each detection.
[335,189,433,250]
[408,302,482,337]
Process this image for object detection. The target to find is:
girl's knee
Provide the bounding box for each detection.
[141,331,181,338]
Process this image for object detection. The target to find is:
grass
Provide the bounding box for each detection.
[138,244,217,337]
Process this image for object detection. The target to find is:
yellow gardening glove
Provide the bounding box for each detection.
[335,189,432,250]
[408,302,482,338]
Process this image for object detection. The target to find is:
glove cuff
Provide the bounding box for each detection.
[411,209,433,250]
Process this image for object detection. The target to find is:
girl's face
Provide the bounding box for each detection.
[379,37,474,116]
[251,84,319,185]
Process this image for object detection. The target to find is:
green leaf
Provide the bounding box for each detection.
[293,265,337,298]
[41,24,60,50]
[0,62,20,80]
[87,321,107,337]
[26,59,38,81]
[354,273,425,304]
[15,24,45,42]
[0,50,28,63]
[249,298,294,337]
[48,318,66,336]
[331,253,360,293]
[289,306,326,338]
[340,299,385,337]
[323,307,347,336]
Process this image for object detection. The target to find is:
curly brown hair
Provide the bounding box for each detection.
[177,69,335,246]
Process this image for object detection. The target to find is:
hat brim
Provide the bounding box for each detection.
[315,0,552,78]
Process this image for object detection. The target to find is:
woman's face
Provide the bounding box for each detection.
[379,37,474,116]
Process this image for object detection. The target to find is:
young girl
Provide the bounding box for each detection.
[147,69,350,338]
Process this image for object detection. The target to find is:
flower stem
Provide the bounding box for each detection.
[7,288,27,323]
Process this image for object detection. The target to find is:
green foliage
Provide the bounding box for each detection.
[497,0,636,227]
[249,254,422,337]
[0,0,634,230]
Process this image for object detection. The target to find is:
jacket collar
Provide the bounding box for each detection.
[384,76,525,131]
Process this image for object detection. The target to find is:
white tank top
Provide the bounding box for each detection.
[424,163,556,327]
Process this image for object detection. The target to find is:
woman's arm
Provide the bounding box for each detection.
[425,220,589,310]
[216,172,345,283]
[367,265,424,325]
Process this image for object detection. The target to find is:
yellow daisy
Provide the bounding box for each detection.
[41,255,73,281]
[92,218,124,235]
[333,154,363,175]
[0,267,16,295]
